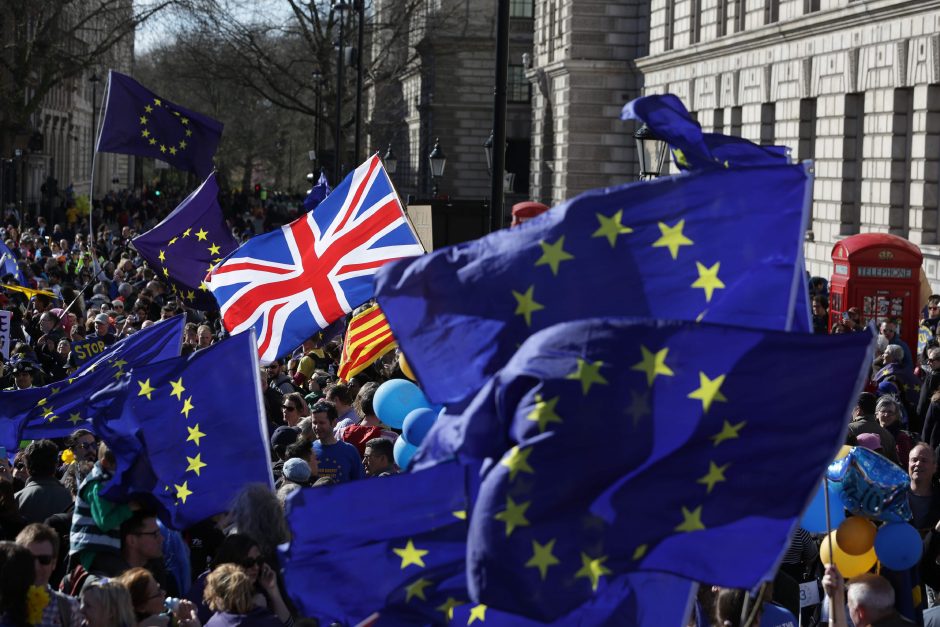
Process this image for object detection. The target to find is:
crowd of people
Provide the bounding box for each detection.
[6,193,940,626]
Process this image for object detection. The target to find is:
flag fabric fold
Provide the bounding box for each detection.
[452,318,873,620]
[337,304,397,381]
[279,461,696,626]
[620,93,789,171]
[95,71,223,178]
[303,171,332,213]
[375,162,812,405]
[206,155,423,364]
[1,316,185,448]
[89,330,272,529]
[132,172,238,310]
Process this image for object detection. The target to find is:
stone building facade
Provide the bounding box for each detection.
[635,0,940,288]
[366,0,533,218]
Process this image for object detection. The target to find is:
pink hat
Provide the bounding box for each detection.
[856,433,882,451]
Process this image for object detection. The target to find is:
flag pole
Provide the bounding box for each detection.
[88,70,110,249]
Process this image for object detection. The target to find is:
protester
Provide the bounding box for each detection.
[0,541,35,627]
[310,401,363,483]
[203,564,283,627]
[78,581,137,627]
[14,523,81,627]
[15,440,73,523]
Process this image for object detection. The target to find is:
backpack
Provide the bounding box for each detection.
[340,425,387,457]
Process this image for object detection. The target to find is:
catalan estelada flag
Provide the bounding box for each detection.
[338,304,397,381]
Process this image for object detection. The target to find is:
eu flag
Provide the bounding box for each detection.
[89,330,272,529]
[132,173,238,310]
[96,71,223,179]
[375,162,812,404]
[0,240,25,286]
[1,316,185,448]
[279,461,696,626]
[621,94,789,171]
[453,318,872,620]
[303,171,331,213]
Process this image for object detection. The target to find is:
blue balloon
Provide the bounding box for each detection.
[393,436,418,470]
[402,407,438,446]
[874,522,922,570]
[801,481,846,533]
[374,379,431,429]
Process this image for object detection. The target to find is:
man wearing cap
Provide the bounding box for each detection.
[89,313,116,346]
[5,361,37,390]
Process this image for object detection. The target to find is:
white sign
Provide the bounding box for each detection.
[799,580,820,608]
[0,310,11,360]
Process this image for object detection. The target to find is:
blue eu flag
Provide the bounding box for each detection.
[0,240,25,286]
[375,162,812,404]
[452,318,872,620]
[89,330,272,529]
[621,94,789,171]
[1,316,185,448]
[303,171,331,213]
[96,71,223,179]
[279,461,696,626]
[132,173,238,310]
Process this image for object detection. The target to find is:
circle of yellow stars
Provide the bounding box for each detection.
[139,98,192,157]
[135,373,207,506]
[154,225,220,303]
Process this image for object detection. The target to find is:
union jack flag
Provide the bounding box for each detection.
[206,155,424,363]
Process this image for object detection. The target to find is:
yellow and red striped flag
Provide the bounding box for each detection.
[338,304,397,381]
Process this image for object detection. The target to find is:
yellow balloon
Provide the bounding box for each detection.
[820,530,876,578]
[835,445,852,461]
[836,516,877,556]
[399,352,416,381]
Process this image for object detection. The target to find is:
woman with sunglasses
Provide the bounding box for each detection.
[184,534,292,626]
[279,393,308,428]
[114,567,200,627]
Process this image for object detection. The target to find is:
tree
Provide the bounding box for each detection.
[0,0,178,156]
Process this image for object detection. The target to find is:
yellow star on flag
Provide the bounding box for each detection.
[697,461,730,494]
[525,538,560,580]
[37,397,47,407]
[181,117,189,125]
[137,379,156,399]
[186,290,195,301]
[566,358,608,395]
[575,552,612,592]
[169,378,185,400]
[404,577,433,602]
[710,420,746,446]
[501,446,535,481]
[158,250,166,262]
[185,129,192,137]
[687,372,727,413]
[199,282,209,292]
[494,496,531,537]
[144,104,153,113]
[160,144,167,153]
[186,454,207,476]
[168,237,178,245]
[208,243,221,255]
[195,228,209,241]
[168,147,178,156]
[41,405,55,417]
[141,129,150,138]
[512,285,544,327]
[148,138,157,145]
[526,394,563,433]
[139,115,148,124]
[68,412,83,425]
[675,505,706,532]
[653,220,694,260]
[452,510,467,520]
[468,604,487,625]
[535,236,574,276]
[180,396,195,419]
[186,424,206,446]
[154,98,162,105]
[392,539,429,569]
[182,228,192,237]
[592,210,633,247]
[436,597,464,621]
[631,346,674,386]
[162,267,169,277]
[633,544,648,560]
[691,261,725,302]
[174,481,193,504]
[179,140,187,149]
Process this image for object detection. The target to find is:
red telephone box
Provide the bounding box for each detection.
[830,233,923,350]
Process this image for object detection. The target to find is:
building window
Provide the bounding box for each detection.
[508,65,531,103]
[803,0,820,13]
[510,0,533,18]
[665,0,675,51]
[717,0,728,37]
[798,97,817,161]
[734,0,745,33]
[840,93,864,235]
[730,106,742,137]
[713,108,725,134]
[765,0,779,23]
[760,102,775,145]
[891,88,913,236]
[691,0,702,44]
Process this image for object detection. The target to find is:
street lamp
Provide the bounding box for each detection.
[382,144,397,175]
[483,130,494,175]
[428,138,446,196]
[312,69,322,173]
[88,71,100,237]
[633,123,668,179]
